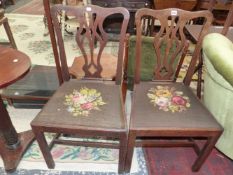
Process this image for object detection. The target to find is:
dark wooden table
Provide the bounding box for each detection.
[0,46,34,172]
[154,0,197,10]
[185,25,233,42]
[90,0,153,34]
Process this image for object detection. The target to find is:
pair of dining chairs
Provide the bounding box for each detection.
[30,1,223,173]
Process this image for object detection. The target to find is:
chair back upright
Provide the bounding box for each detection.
[45,3,129,85]
[222,1,233,35]
[134,8,213,86]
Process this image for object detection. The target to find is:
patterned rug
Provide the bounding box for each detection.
[1,13,77,66]
[0,14,145,174]
[144,146,233,175]
[0,13,119,66]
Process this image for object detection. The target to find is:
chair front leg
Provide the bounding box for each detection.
[32,128,55,169]
[118,133,127,174]
[3,18,17,49]
[192,134,222,172]
[124,130,136,173]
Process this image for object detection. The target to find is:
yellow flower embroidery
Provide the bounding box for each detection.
[147,86,191,113]
[64,87,106,116]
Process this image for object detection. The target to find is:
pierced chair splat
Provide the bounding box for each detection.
[31,2,129,174]
[124,8,223,173]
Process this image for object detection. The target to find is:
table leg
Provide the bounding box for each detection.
[0,97,34,172]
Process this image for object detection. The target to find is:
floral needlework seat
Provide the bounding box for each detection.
[147,86,191,112]
[64,87,106,116]
[124,8,223,173]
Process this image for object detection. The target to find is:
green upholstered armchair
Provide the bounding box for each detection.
[203,33,233,159]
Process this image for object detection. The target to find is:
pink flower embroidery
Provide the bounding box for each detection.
[64,87,106,116]
[81,102,93,110]
[171,96,187,106]
[147,86,191,113]
[72,94,81,103]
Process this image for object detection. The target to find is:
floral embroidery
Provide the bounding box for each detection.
[64,87,106,116]
[147,86,191,112]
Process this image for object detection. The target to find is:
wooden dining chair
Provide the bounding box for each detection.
[0,8,17,49]
[124,8,223,173]
[220,1,233,35]
[31,3,129,174]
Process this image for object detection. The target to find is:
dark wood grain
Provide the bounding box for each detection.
[154,0,197,10]
[0,47,34,172]
[90,0,153,34]
[0,47,31,88]
[0,131,34,172]
[69,53,117,80]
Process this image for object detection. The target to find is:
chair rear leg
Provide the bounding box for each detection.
[32,128,55,169]
[192,133,222,172]
[124,131,136,173]
[118,133,127,174]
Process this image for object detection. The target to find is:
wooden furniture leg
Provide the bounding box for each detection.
[0,9,17,49]
[32,129,55,169]
[192,135,221,171]
[2,17,17,49]
[125,131,136,172]
[118,134,127,173]
[0,97,34,172]
[196,53,203,98]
